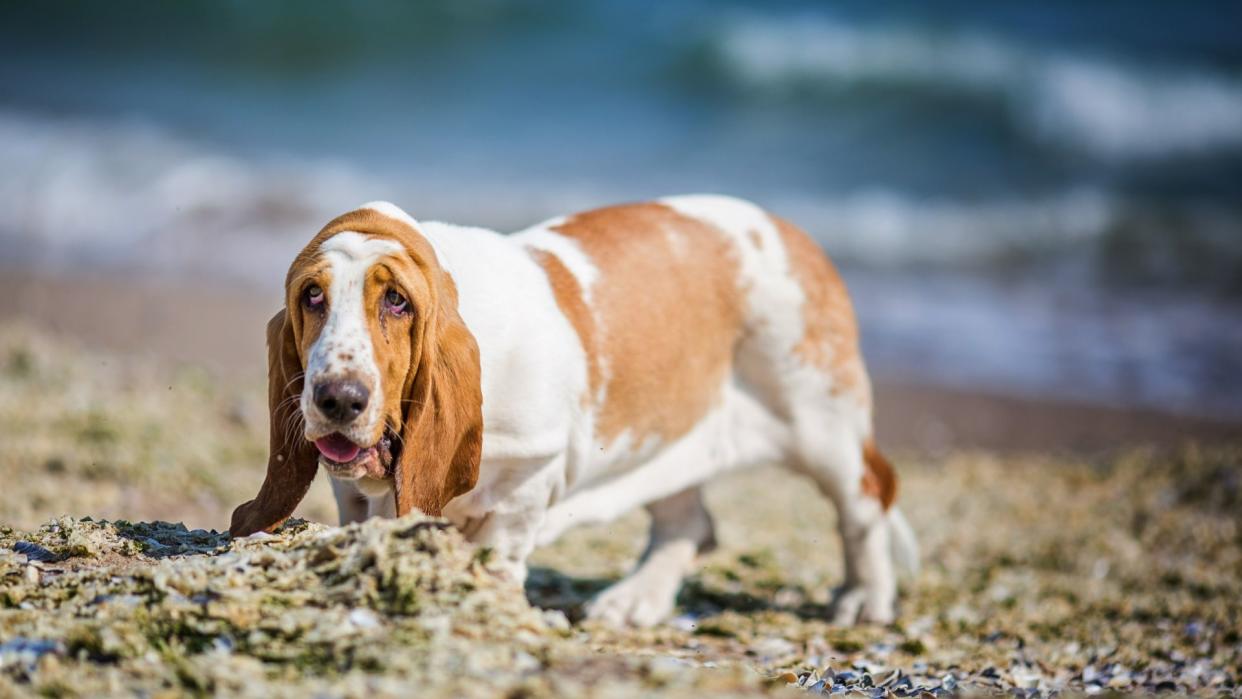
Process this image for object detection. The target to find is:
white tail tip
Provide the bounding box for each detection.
[888,507,920,577]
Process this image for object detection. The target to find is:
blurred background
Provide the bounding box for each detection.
[3,7,1241,692]
[2,0,1240,456]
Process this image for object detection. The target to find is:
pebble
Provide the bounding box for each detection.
[348,608,381,629]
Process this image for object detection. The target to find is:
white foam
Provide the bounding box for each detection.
[771,188,1115,268]
[0,111,384,284]
[712,15,1242,160]
[1028,59,1242,159]
[0,110,616,286]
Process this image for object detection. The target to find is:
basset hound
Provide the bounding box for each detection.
[230,195,917,627]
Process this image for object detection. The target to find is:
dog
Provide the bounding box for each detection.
[230,195,917,627]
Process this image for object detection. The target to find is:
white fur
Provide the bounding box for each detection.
[323,197,914,625]
[302,232,402,451]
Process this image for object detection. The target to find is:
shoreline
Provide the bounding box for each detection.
[2,268,1237,453]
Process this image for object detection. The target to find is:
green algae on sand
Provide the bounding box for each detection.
[1,515,770,698]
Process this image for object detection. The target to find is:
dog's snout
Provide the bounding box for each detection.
[313,379,370,423]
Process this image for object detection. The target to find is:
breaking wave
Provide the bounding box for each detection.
[0,111,614,285]
[3,108,1240,288]
[710,15,1242,160]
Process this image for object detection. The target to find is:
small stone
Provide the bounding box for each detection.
[754,636,796,659]
[348,608,380,629]
[541,609,571,631]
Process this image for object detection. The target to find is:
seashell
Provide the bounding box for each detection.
[878,669,903,686]
[13,540,61,562]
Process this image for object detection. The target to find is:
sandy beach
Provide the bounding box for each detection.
[1,268,1239,696]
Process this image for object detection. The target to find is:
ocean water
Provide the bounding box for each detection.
[1,1,1240,418]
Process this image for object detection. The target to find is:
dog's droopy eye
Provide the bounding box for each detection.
[304,285,325,308]
[384,289,408,315]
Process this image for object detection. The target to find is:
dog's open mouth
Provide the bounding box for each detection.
[314,431,399,480]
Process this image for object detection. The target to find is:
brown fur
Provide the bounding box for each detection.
[391,268,483,517]
[364,261,416,451]
[771,215,867,399]
[861,438,897,509]
[228,310,320,536]
[529,249,602,405]
[229,209,483,536]
[769,216,894,509]
[550,203,744,445]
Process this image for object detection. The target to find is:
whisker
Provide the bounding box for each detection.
[276,405,305,450]
[278,372,305,396]
[282,413,305,451]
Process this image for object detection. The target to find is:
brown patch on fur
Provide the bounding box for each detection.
[392,268,483,517]
[229,310,320,536]
[362,261,416,449]
[771,215,867,399]
[551,203,744,445]
[529,249,602,405]
[860,438,897,509]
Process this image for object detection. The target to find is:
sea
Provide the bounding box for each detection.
[1,0,1240,418]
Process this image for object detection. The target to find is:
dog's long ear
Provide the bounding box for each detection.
[229,309,319,536]
[394,271,483,517]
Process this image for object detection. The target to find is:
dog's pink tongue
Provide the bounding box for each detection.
[315,434,361,463]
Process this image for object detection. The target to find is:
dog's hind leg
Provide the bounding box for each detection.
[585,486,717,628]
[787,414,903,625]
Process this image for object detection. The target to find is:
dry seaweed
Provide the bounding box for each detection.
[2,515,772,697]
[2,325,1240,697]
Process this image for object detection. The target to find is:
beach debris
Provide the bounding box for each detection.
[0,515,771,697]
[11,542,61,563]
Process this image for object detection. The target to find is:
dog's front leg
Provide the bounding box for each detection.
[448,454,564,585]
[329,477,369,525]
[584,485,716,627]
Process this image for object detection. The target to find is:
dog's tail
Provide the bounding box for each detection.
[888,506,920,577]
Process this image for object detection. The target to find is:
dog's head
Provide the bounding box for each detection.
[229,202,482,537]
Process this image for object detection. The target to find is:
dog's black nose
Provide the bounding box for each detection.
[313,379,369,423]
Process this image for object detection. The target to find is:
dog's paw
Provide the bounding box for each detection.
[829,584,895,626]
[585,574,678,628]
